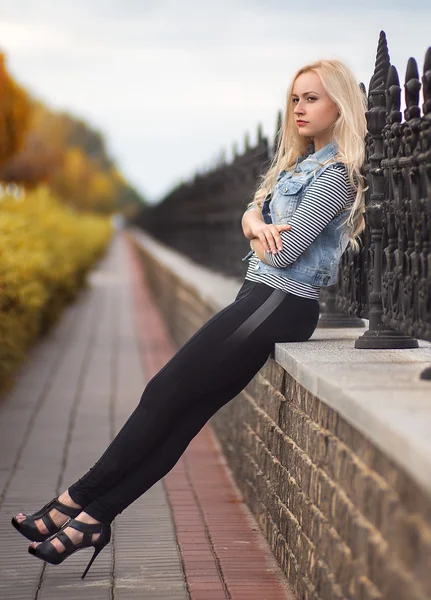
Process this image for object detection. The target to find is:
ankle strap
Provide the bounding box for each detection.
[55,500,81,518]
[67,518,102,533]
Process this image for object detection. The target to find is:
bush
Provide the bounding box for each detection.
[0,185,113,394]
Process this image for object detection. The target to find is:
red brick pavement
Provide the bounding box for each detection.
[125,234,295,600]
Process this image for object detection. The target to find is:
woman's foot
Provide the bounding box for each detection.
[27,514,111,579]
[14,490,82,539]
[29,512,101,554]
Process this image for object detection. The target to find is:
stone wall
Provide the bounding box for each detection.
[130,234,431,600]
[213,360,431,600]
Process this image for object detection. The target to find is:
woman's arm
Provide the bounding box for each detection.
[250,238,273,265]
[241,207,263,240]
[242,206,292,253]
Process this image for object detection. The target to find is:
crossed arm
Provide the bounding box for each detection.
[242,164,352,268]
[241,206,287,265]
[250,237,272,264]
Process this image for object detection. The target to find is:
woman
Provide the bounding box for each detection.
[12,58,367,578]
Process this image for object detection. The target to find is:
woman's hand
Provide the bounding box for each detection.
[251,222,291,254]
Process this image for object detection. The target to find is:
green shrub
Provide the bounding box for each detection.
[0,185,113,394]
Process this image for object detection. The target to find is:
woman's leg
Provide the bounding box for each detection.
[29,350,273,554]
[67,281,319,512]
[67,281,268,505]
[29,282,320,554]
[82,351,271,523]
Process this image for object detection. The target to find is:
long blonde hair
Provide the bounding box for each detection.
[247,59,368,253]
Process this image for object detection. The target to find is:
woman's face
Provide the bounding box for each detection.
[291,71,339,149]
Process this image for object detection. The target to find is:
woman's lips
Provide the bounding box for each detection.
[296,121,308,126]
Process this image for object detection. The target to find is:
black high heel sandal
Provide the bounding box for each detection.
[28,518,111,579]
[11,497,81,542]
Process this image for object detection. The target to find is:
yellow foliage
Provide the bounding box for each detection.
[0,185,113,395]
[47,146,117,213]
[0,51,145,216]
[0,51,144,215]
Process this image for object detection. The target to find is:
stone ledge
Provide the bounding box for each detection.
[128,227,431,499]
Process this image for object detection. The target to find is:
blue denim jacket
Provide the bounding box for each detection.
[242,140,351,287]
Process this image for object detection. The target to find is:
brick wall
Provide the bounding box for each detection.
[213,360,431,600]
[132,239,431,600]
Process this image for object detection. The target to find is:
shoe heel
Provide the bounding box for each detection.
[81,545,103,579]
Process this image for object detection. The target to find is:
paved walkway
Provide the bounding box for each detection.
[0,232,294,600]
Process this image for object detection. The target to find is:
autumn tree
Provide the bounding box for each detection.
[0,52,31,168]
[0,51,145,215]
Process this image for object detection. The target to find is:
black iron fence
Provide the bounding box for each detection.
[335,33,431,357]
[133,31,431,378]
[134,128,272,279]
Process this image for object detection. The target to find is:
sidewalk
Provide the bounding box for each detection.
[0,232,295,600]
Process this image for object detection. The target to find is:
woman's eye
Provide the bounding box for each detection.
[292,97,317,103]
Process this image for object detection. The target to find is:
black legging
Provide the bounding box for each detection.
[68,280,320,523]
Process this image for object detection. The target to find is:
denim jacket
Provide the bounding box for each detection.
[242,140,351,287]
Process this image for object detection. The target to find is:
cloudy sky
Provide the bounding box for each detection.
[1,1,430,203]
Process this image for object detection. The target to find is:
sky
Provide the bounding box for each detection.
[1,1,430,203]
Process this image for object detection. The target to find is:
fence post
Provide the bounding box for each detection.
[355,31,418,349]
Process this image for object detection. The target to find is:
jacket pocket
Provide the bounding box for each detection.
[276,179,305,195]
[272,181,304,221]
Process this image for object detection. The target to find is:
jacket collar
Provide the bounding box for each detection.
[276,139,339,182]
[294,139,338,174]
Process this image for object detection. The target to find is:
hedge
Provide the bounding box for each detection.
[0,186,113,395]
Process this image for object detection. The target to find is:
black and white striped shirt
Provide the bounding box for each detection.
[244,163,356,299]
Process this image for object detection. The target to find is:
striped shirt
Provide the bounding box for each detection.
[244,163,356,299]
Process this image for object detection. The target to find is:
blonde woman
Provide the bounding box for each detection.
[12,59,367,578]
